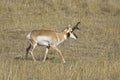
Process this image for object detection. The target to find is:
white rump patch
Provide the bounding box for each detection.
[26,32,31,39]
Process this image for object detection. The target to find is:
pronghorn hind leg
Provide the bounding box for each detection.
[51,45,66,63]
[26,44,31,59]
[29,43,37,62]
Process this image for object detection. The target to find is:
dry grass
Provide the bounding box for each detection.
[0,0,120,80]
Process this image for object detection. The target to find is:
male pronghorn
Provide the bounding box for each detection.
[26,22,80,63]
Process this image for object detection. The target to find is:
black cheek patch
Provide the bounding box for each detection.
[67,33,70,38]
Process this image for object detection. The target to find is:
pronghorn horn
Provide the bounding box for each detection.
[72,22,80,32]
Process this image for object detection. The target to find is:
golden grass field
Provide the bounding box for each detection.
[0,0,120,80]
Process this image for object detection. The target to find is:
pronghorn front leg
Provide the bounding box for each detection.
[51,45,66,63]
[43,46,50,62]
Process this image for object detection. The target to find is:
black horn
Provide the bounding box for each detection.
[72,22,80,31]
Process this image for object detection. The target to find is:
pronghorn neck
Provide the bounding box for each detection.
[55,30,68,44]
[60,30,68,40]
[54,31,67,46]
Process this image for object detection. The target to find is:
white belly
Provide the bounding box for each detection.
[37,36,51,46]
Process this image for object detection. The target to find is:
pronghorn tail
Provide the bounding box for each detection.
[26,32,31,40]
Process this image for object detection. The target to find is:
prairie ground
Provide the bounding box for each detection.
[0,0,120,80]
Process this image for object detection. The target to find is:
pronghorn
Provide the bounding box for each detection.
[26,22,80,63]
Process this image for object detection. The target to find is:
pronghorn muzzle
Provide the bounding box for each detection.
[72,32,78,39]
[68,31,78,40]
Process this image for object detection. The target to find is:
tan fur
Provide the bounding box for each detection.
[26,29,70,63]
[30,29,67,45]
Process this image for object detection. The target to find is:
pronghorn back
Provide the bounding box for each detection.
[30,30,57,40]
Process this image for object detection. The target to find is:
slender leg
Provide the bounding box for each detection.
[43,46,49,62]
[51,45,66,63]
[26,44,31,59]
[29,43,37,62]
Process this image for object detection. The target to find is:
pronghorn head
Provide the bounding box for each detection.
[66,21,80,40]
[64,27,78,40]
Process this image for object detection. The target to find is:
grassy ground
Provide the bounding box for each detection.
[0,0,120,80]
